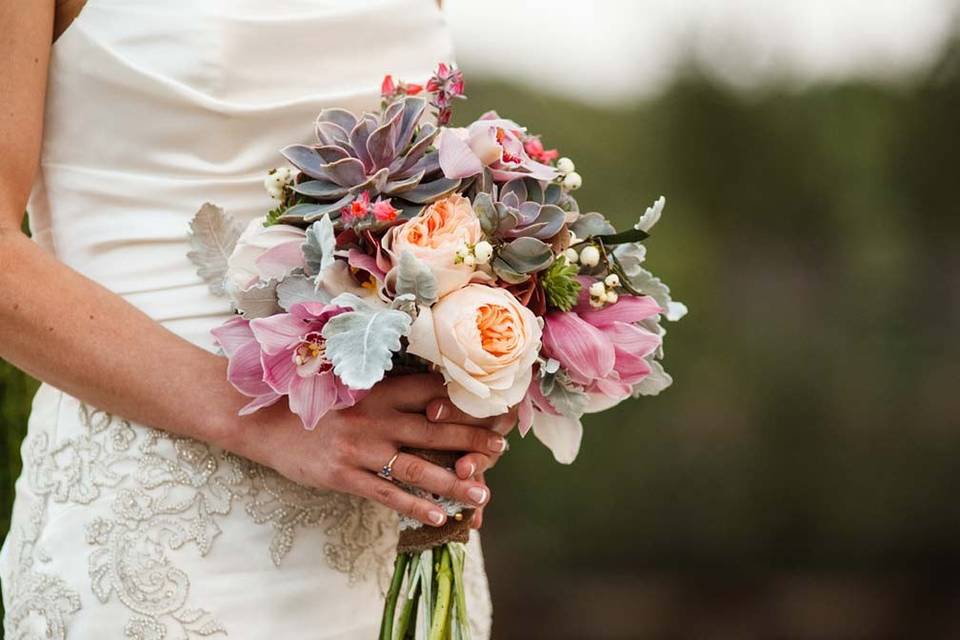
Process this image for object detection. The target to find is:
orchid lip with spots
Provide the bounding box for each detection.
[188,63,685,637]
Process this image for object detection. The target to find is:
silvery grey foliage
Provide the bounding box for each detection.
[633,359,673,396]
[301,215,335,276]
[322,293,412,389]
[232,279,281,318]
[276,274,332,310]
[539,367,589,419]
[394,251,438,306]
[186,203,243,296]
[614,242,687,321]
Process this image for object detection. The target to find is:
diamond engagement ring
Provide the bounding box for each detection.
[378,452,401,481]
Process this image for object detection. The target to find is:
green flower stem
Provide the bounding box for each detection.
[394,574,421,640]
[428,546,453,640]
[450,544,471,636]
[380,553,410,640]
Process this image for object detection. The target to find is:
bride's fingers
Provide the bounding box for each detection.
[348,471,449,527]
[426,399,518,435]
[383,453,490,508]
[455,452,499,479]
[394,416,507,455]
[382,374,448,413]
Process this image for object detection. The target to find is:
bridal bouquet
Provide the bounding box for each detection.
[187,63,685,639]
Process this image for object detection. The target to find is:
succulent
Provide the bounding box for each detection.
[276,97,462,226]
[469,176,582,284]
[472,176,579,241]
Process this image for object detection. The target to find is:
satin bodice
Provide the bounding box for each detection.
[30,0,453,347]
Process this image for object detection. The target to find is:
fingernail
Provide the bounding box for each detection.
[428,511,446,526]
[466,462,476,477]
[431,402,448,421]
[488,435,506,452]
[467,486,488,506]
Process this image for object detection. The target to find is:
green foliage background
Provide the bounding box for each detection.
[2,40,959,638]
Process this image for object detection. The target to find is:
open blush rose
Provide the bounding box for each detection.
[407,284,542,417]
[226,216,305,293]
[383,194,486,297]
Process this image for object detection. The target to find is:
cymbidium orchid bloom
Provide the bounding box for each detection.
[545,291,663,402]
[438,112,560,182]
[518,289,664,463]
[216,302,364,430]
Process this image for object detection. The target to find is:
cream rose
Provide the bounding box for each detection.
[408,284,542,417]
[383,194,484,297]
[226,217,305,292]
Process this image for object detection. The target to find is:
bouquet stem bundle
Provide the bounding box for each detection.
[380,543,471,640]
[380,448,474,639]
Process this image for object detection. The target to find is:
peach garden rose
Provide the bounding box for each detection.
[383,193,485,297]
[407,283,542,417]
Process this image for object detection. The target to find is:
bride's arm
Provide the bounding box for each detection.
[0,2,506,528]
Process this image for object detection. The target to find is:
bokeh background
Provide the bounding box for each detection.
[4,1,960,637]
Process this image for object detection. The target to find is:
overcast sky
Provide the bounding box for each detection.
[445,0,959,103]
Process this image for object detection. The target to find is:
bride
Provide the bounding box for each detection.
[0,1,512,637]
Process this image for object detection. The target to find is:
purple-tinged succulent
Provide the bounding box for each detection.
[277,97,461,226]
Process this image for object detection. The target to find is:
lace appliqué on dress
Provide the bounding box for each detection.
[2,502,82,640]
[11,399,396,638]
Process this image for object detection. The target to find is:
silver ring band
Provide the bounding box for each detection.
[378,452,401,481]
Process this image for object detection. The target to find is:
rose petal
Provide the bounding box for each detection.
[255,239,305,281]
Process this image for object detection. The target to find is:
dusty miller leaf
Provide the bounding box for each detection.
[187,203,243,296]
[633,359,673,396]
[232,279,281,318]
[302,215,336,276]
[395,251,438,306]
[540,369,589,419]
[322,293,412,389]
[276,274,332,310]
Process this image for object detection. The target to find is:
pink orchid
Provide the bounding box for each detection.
[438,112,560,182]
[214,302,364,430]
[212,317,282,415]
[543,292,663,403]
[514,291,663,464]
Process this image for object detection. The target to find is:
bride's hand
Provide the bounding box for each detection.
[236,374,507,528]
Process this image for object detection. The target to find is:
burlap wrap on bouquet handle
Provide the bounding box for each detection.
[396,447,474,553]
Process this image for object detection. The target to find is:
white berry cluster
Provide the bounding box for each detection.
[589,274,621,308]
[264,167,296,200]
[556,156,582,191]
[562,232,601,267]
[455,240,494,267]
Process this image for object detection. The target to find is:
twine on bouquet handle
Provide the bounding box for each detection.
[396,448,474,553]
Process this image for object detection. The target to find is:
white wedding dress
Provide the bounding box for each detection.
[0,1,492,638]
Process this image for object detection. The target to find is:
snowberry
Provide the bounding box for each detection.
[604,273,621,288]
[562,171,582,190]
[556,157,576,174]
[579,245,600,267]
[474,241,493,265]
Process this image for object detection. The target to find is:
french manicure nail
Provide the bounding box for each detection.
[428,511,446,526]
[489,435,506,452]
[467,486,488,505]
